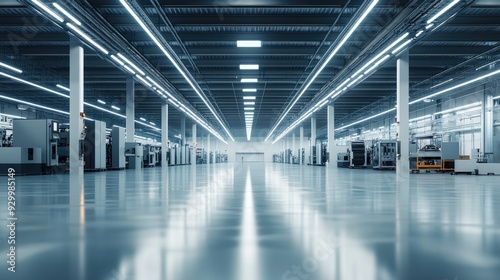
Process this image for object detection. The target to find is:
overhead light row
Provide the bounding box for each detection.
[334,68,500,132]
[269,0,464,143]
[266,0,380,142]
[119,0,233,141]
[28,0,228,143]
[237,41,261,141]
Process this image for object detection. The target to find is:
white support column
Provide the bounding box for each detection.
[207,134,211,164]
[192,123,197,166]
[161,103,169,167]
[299,126,304,165]
[396,50,410,175]
[69,37,84,175]
[310,115,317,165]
[126,77,135,142]
[327,104,335,166]
[482,83,495,162]
[292,133,296,162]
[181,116,186,145]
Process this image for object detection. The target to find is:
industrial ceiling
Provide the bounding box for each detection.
[0,0,499,141]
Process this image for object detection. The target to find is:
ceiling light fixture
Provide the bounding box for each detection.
[135,75,152,87]
[123,65,136,75]
[117,53,146,76]
[66,23,109,55]
[31,0,63,23]
[244,107,255,111]
[140,117,146,121]
[111,105,120,111]
[52,3,81,26]
[0,71,68,98]
[241,78,258,83]
[243,96,256,100]
[244,102,255,105]
[240,64,259,70]
[430,78,454,89]
[110,55,125,66]
[97,99,106,104]
[426,0,460,24]
[56,84,70,92]
[0,62,23,74]
[237,40,262,48]
[242,89,257,92]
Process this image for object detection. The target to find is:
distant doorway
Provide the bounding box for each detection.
[235,152,264,162]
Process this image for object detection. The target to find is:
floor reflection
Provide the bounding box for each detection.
[0,163,499,280]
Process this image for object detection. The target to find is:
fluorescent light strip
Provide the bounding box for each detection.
[97,99,106,104]
[334,69,500,133]
[364,54,390,75]
[0,71,68,98]
[111,105,120,111]
[240,64,259,70]
[242,89,257,92]
[493,96,500,100]
[241,78,258,83]
[244,107,254,111]
[476,59,500,71]
[0,94,68,115]
[56,84,70,91]
[237,40,262,48]
[31,0,63,23]
[430,78,454,89]
[391,39,413,55]
[117,53,146,76]
[110,55,125,66]
[66,23,109,55]
[0,62,22,74]
[266,0,379,141]
[351,32,409,78]
[415,30,424,37]
[140,117,146,121]
[243,96,256,100]
[411,69,500,105]
[244,102,255,105]
[120,0,233,141]
[135,75,152,87]
[0,113,26,119]
[427,0,460,24]
[52,3,81,26]
[149,122,155,125]
[123,65,136,75]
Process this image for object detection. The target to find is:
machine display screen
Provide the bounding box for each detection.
[53,122,58,132]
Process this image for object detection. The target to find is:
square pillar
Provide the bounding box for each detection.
[126,77,135,142]
[396,50,410,175]
[327,104,335,166]
[69,36,84,175]
[161,103,169,167]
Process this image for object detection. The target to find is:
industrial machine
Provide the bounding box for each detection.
[125,142,143,169]
[0,147,42,175]
[1,128,13,147]
[108,127,126,169]
[371,140,397,170]
[337,152,350,168]
[349,141,366,168]
[143,144,158,167]
[13,119,61,173]
[84,120,106,171]
[410,142,459,173]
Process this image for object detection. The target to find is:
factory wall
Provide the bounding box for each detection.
[227,138,280,162]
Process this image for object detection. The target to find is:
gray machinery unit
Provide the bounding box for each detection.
[13,119,61,173]
[109,127,126,169]
[1,128,13,147]
[125,142,143,169]
[143,144,158,167]
[337,152,350,168]
[0,147,42,175]
[349,141,366,168]
[371,140,397,170]
[84,120,106,171]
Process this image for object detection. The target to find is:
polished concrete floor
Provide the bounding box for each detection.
[0,163,499,280]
